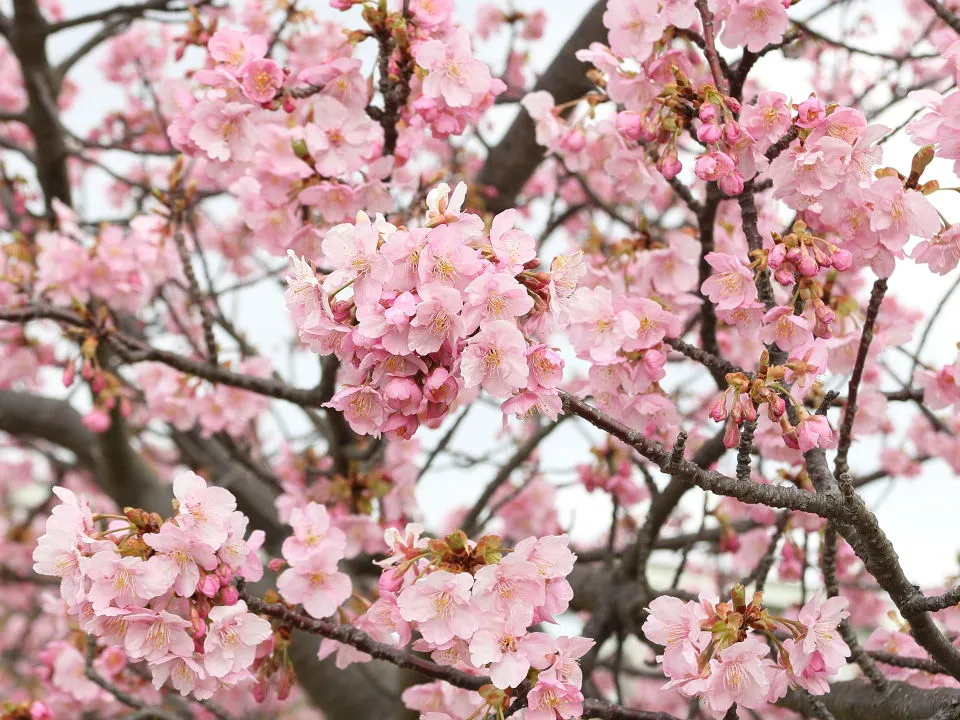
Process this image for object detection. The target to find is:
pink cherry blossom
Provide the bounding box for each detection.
[469,613,556,689]
[202,600,272,678]
[415,31,492,107]
[460,320,530,398]
[396,570,478,645]
[277,552,352,619]
[701,253,758,311]
[144,521,220,597]
[173,471,237,548]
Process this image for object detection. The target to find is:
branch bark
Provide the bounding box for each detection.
[475,1,606,213]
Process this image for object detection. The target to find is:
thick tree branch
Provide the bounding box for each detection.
[476,2,606,213]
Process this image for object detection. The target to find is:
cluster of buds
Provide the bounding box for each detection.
[577,440,649,505]
[761,220,853,285]
[710,353,786,448]
[711,351,835,452]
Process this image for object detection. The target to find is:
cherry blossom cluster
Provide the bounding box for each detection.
[167,5,502,259]
[577,438,650,506]
[136,357,272,438]
[272,440,420,558]
[285,181,583,437]
[643,585,851,718]
[32,473,270,699]
[338,525,594,720]
[26,202,180,314]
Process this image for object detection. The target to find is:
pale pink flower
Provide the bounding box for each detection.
[701,252,758,311]
[415,31,492,107]
[85,551,176,610]
[277,552,352,619]
[701,636,776,716]
[396,570,479,644]
[304,97,382,178]
[283,502,348,564]
[208,28,267,74]
[469,613,556,689]
[797,589,851,669]
[324,385,386,436]
[462,271,534,334]
[642,595,709,650]
[541,636,595,688]
[144,521,220,597]
[418,224,484,288]
[173,471,237,548]
[150,653,208,696]
[740,91,792,145]
[568,286,640,363]
[525,677,584,720]
[789,414,836,452]
[625,298,681,350]
[472,556,546,625]
[188,100,257,163]
[784,340,829,390]
[603,0,666,59]
[490,208,537,271]
[219,511,265,581]
[203,600,272,677]
[32,530,88,605]
[51,643,100,702]
[461,320,530,398]
[408,284,466,354]
[913,225,960,274]
[761,306,813,352]
[721,0,789,52]
[525,344,564,389]
[868,176,941,249]
[321,212,393,304]
[125,609,195,663]
[425,182,467,226]
[240,58,284,103]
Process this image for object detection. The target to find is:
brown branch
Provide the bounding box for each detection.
[834,278,887,479]
[921,0,960,35]
[476,1,607,213]
[460,417,565,536]
[694,0,730,93]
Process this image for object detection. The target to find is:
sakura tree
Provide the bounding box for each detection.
[3,0,960,719]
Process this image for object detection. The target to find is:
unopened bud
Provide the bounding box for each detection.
[911,144,936,179]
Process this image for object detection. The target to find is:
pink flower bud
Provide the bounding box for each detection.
[62,363,76,387]
[699,103,719,123]
[30,702,53,720]
[768,243,786,270]
[797,95,826,129]
[615,111,644,140]
[219,585,240,605]
[268,558,287,572]
[723,121,743,144]
[90,373,106,393]
[657,154,683,180]
[723,418,741,448]
[198,573,220,598]
[831,248,853,271]
[709,391,729,422]
[697,122,723,144]
[718,170,745,196]
[82,409,111,433]
[379,568,405,594]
